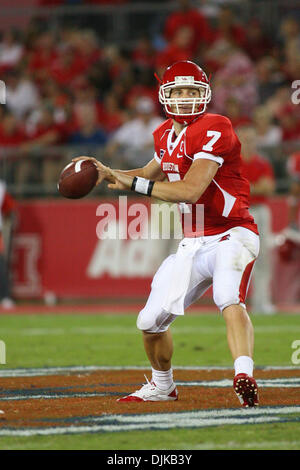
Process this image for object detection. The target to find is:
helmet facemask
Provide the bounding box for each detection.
[159,76,211,124]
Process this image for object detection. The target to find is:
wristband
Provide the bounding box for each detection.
[131,177,155,196]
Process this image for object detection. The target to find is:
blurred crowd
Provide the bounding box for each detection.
[0,0,299,309]
[0,0,299,192]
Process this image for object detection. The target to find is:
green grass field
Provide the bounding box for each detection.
[0,311,300,450]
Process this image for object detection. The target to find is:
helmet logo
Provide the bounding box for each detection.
[174,76,195,85]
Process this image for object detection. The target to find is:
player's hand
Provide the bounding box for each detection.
[107,170,133,191]
[72,156,114,185]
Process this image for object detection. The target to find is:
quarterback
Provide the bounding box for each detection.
[75,60,260,407]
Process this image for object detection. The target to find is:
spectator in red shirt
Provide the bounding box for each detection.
[66,29,102,70]
[212,4,247,48]
[124,68,159,114]
[223,96,252,129]
[243,19,272,62]
[156,26,194,75]
[237,124,276,314]
[287,151,300,230]
[21,105,66,188]
[97,93,127,134]
[71,77,105,131]
[163,0,212,55]
[208,40,257,116]
[50,45,88,86]
[277,151,300,266]
[132,35,157,70]
[277,103,300,143]
[0,111,26,148]
[28,31,58,85]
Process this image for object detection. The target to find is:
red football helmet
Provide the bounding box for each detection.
[157,61,211,124]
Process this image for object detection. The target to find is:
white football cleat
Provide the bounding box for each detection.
[117,375,178,402]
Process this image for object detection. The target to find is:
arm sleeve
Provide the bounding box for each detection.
[154,151,161,164]
[152,128,163,165]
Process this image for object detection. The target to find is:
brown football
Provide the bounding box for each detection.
[58,160,98,199]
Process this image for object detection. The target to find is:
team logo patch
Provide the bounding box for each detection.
[174,76,195,85]
[163,162,179,172]
[160,149,166,160]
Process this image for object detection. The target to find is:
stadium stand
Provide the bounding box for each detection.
[0,0,299,197]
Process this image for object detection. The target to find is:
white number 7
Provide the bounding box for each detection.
[202,131,221,152]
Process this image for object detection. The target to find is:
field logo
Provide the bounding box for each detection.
[0,80,6,104]
[0,341,6,364]
[291,340,300,365]
[291,80,300,105]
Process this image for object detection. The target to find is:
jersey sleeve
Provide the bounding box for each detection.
[152,120,169,165]
[152,129,161,164]
[188,115,235,167]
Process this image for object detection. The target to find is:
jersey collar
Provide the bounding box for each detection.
[167,125,187,155]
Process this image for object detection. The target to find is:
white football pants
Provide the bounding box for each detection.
[137,226,260,333]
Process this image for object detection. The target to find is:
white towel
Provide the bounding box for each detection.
[163,238,203,315]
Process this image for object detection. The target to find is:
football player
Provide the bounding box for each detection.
[74,60,260,407]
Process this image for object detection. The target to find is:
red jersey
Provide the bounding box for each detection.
[164,9,212,53]
[287,151,300,181]
[241,154,274,205]
[153,113,258,237]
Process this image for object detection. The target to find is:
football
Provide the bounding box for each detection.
[58,160,98,199]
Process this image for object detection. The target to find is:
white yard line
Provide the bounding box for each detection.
[0,406,299,437]
[176,378,300,387]
[0,365,300,377]
[0,393,106,401]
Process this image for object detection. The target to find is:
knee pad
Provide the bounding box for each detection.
[137,308,177,333]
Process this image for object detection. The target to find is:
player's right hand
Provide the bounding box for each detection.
[72,156,115,185]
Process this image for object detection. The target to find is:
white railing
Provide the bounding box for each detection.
[0,141,296,197]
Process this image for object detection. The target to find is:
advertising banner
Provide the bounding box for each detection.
[11,197,299,304]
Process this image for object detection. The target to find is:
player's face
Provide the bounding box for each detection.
[169,87,202,114]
